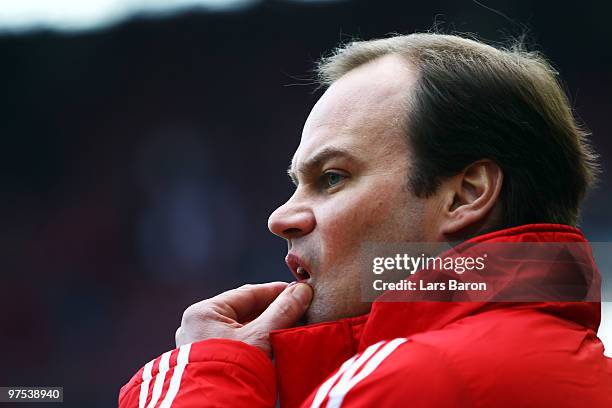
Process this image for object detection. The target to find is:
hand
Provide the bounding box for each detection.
[175,281,313,356]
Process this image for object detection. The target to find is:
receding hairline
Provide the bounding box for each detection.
[316,33,520,86]
[313,32,599,228]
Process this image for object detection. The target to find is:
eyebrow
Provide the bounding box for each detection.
[287,146,358,185]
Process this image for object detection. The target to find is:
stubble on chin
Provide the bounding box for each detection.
[300,281,370,325]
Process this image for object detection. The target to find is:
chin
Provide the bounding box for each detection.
[301,302,336,325]
[301,295,371,326]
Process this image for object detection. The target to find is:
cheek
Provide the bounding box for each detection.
[316,187,404,261]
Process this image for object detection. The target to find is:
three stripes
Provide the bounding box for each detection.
[138,343,191,408]
[136,338,405,408]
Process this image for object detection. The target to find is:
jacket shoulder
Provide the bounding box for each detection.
[319,307,612,408]
[404,307,612,407]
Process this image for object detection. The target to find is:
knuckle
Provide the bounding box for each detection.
[198,307,217,320]
[175,327,182,345]
[182,302,213,324]
[181,306,196,323]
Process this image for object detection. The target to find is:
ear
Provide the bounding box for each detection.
[440,160,503,236]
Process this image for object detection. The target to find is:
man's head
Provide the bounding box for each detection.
[268,33,598,324]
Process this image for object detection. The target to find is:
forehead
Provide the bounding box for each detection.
[293,54,417,168]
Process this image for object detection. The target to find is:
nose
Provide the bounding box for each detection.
[268,195,316,240]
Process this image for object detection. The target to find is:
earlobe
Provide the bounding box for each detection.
[441,160,503,236]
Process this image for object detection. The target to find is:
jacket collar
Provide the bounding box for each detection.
[269,224,601,407]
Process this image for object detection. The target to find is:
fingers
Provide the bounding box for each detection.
[208,281,289,322]
[251,282,313,332]
[175,282,313,356]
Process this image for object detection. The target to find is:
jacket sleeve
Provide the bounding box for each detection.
[118,339,276,408]
[301,338,468,408]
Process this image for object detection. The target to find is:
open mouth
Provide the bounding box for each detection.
[286,254,312,282]
[296,266,311,280]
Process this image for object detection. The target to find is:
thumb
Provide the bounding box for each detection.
[252,282,313,332]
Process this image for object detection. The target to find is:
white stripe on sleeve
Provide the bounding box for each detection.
[138,359,154,408]
[159,343,192,408]
[146,350,172,408]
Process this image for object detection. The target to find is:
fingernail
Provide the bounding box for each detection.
[287,281,299,288]
[290,283,313,305]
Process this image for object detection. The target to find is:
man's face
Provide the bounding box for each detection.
[268,55,441,324]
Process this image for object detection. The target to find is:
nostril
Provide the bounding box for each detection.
[283,227,302,236]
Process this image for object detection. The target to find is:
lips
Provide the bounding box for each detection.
[285,253,312,281]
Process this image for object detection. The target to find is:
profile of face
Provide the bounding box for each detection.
[268,54,502,324]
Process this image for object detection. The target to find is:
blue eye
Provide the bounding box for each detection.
[323,172,345,188]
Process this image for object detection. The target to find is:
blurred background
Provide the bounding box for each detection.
[0,0,610,406]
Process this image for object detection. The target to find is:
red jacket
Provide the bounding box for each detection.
[119,224,612,407]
